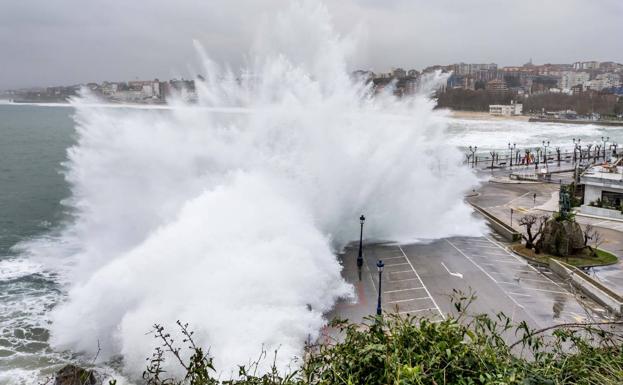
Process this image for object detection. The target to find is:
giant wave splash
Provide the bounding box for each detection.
[47,1,482,378]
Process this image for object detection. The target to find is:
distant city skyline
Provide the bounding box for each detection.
[1,0,622,89]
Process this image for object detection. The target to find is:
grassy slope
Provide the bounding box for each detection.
[512,243,618,267]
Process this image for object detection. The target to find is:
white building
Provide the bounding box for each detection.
[489,102,523,116]
[560,71,590,92]
[581,163,623,219]
[573,61,600,70]
[101,82,119,96]
[585,73,621,91]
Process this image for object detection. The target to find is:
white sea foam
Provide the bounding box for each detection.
[0,258,44,281]
[445,117,608,150]
[44,1,483,379]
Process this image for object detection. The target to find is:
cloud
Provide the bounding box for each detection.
[0,0,621,89]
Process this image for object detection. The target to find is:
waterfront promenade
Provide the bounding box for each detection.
[327,161,623,332]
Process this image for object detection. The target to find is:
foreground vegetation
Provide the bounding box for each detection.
[106,294,623,385]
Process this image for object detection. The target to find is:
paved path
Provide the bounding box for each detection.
[469,172,623,294]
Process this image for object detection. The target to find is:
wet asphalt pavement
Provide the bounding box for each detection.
[330,233,613,330]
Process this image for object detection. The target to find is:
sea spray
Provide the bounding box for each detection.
[47,1,483,378]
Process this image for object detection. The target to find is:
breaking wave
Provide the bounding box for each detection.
[44,1,482,378]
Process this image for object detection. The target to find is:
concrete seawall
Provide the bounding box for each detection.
[529,118,623,127]
[470,203,522,242]
[550,259,623,316]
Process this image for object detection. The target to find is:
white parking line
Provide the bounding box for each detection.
[474,257,524,265]
[461,245,502,249]
[482,235,567,290]
[489,270,529,276]
[521,287,573,295]
[384,262,411,267]
[387,296,431,304]
[384,287,425,294]
[504,191,533,207]
[497,282,571,295]
[389,277,421,283]
[399,246,446,320]
[446,239,526,310]
[381,256,408,261]
[399,307,438,315]
[481,264,533,273]
[455,240,491,247]
[390,269,415,274]
[516,277,556,284]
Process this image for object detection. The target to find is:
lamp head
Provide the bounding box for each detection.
[376,260,384,272]
[360,214,365,224]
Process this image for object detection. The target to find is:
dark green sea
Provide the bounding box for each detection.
[0,104,75,383]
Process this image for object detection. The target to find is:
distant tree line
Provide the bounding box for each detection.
[523,93,622,116]
[435,89,517,111]
[435,88,623,116]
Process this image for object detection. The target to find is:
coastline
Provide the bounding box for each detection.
[448,110,530,121]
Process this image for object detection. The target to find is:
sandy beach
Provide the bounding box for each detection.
[449,110,530,121]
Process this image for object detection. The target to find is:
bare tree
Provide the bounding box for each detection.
[489,151,497,169]
[518,214,548,250]
[592,232,604,256]
[584,224,604,257]
[583,224,594,247]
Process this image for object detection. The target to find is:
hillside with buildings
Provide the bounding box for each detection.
[2,60,622,119]
[359,60,623,119]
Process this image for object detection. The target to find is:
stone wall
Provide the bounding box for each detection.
[581,205,623,220]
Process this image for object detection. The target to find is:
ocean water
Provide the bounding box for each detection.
[0,104,75,383]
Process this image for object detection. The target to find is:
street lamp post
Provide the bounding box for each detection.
[357,214,365,280]
[542,140,550,173]
[595,145,601,161]
[586,144,593,163]
[602,136,610,160]
[376,260,384,316]
[469,146,478,168]
[508,142,516,168]
[573,138,581,163]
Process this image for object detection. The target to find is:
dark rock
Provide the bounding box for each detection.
[537,219,585,257]
[54,364,97,385]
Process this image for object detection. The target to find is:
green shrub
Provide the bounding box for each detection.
[115,293,623,385]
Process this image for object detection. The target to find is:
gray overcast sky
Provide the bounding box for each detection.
[1,0,622,89]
